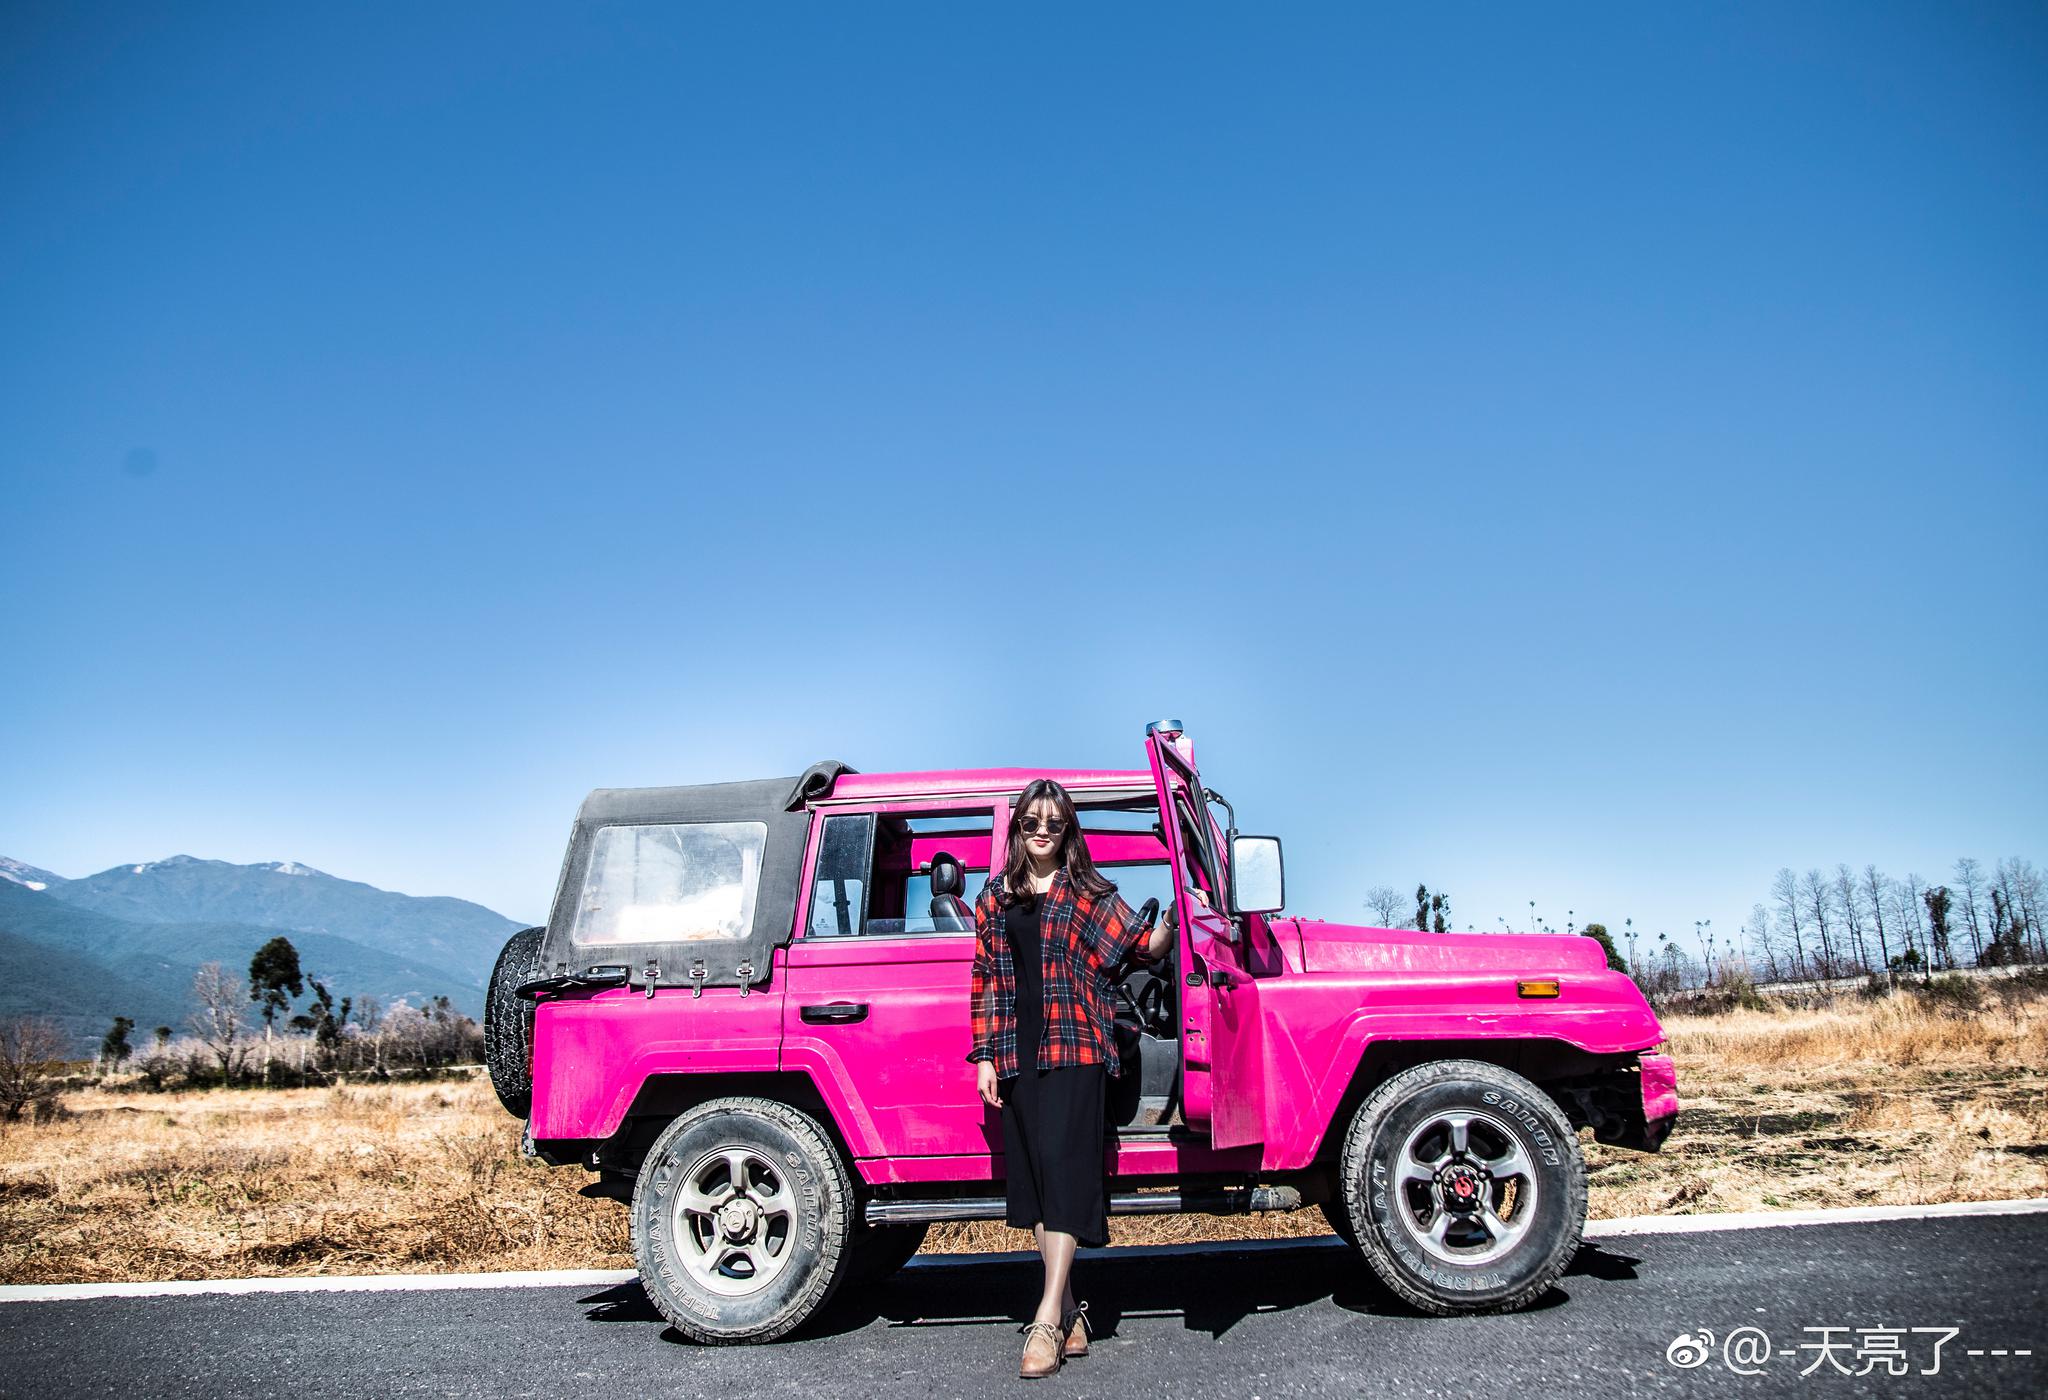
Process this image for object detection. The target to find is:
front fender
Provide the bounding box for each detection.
[1258,969,1667,1170]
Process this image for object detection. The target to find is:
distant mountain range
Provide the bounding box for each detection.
[0,854,527,1053]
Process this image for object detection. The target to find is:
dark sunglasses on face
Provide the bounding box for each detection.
[1017,816,1068,835]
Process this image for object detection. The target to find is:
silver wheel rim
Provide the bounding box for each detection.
[670,1146,801,1298]
[1391,1108,1539,1266]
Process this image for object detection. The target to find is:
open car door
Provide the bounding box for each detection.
[1143,721,1265,1150]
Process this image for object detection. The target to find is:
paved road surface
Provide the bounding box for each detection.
[4,1214,2042,1399]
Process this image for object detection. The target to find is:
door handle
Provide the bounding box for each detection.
[1208,968,1235,989]
[800,1002,870,1024]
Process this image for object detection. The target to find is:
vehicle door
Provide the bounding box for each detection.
[779,802,1000,1163]
[1144,722,1267,1149]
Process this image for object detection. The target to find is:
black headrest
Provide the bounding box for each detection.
[929,850,965,899]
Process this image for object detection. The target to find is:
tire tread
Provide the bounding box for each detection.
[630,1095,854,1345]
[484,928,544,1118]
[1337,1057,1586,1316]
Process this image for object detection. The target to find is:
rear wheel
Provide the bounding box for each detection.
[1337,1058,1585,1315]
[632,1097,854,1344]
[483,927,544,1117]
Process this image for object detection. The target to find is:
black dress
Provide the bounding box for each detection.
[998,892,1110,1249]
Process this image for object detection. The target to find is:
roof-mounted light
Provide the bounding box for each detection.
[1145,719,1185,737]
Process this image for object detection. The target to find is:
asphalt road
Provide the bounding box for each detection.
[3,1215,2042,1399]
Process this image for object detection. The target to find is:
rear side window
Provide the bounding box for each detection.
[808,813,873,937]
[571,821,767,946]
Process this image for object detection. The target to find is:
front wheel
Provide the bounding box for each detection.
[1336,1058,1585,1315]
[631,1097,854,1344]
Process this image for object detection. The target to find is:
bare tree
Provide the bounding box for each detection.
[1832,864,1870,973]
[1364,886,1406,927]
[380,1001,426,1069]
[0,1016,68,1122]
[1952,858,1988,965]
[1798,868,1838,978]
[1894,874,1928,967]
[1861,865,1893,973]
[354,995,387,1074]
[2008,858,2046,960]
[1771,868,1808,980]
[1747,903,1780,981]
[189,962,251,1082]
[1993,860,2023,958]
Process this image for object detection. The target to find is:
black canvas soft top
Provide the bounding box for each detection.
[538,760,857,990]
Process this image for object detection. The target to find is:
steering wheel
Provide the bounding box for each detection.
[1107,899,1160,987]
[1110,899,1174,1037]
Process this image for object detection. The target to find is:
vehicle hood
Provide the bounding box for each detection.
[1274,917,1612,975]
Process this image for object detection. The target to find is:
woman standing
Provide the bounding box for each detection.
[967,778,1178,1378]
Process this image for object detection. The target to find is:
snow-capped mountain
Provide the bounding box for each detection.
[0,857,68,892]
[0,852,527,1051]
[44,854,522,978]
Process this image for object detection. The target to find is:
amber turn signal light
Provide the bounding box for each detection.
[1517,979,1561,998]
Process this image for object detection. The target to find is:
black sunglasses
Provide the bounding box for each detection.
[1017,816,1068,835]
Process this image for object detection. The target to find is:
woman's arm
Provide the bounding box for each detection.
[1135,897,1180,963]
[1092,887,1178,972]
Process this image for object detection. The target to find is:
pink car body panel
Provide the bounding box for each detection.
[529,741,1677,1182]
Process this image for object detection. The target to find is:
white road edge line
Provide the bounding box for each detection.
[3,1196,2043,1303]
[1581,1196,2048,1238]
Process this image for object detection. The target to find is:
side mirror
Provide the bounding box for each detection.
[1227,835,1284,915]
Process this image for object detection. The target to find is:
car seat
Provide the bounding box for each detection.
[928,851,972,932]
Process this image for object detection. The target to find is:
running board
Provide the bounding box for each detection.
[863,1185,1302,1226]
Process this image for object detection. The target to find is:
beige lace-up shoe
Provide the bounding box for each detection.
[1019,1319,1064,1378]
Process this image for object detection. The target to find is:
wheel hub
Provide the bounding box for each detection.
[718,1196,761,1242]
[1438,1162,1487,1214]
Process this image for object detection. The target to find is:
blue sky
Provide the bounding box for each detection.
[3,3,2043,952]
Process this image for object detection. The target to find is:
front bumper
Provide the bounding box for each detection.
[1552,1052,1681,1153]
[1638,1051,1679,1151]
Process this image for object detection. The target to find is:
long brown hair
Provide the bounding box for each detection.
[1000,778,1116,907]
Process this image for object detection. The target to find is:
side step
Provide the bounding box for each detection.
[864,1185,1302,1226]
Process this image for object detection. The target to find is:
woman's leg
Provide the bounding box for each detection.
[1031,1223,1078,1319]
[1032,1225,1078,1327]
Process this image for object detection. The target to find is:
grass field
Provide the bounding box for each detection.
[3,985,2043,1285]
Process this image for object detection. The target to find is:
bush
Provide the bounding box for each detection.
[0,1017,69,1123]
[1915,973,1984,1016]
[1989,967,2048,1009]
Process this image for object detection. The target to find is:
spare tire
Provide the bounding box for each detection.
[485,927,545,1117]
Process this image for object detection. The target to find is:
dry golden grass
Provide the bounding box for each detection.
[1576,985,2048,1221]
[0,1076,627,1285]
[3,988,2043,1284]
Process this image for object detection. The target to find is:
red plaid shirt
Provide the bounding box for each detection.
[966,866,1160,1078]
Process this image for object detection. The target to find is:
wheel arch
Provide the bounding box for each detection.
[1310,1036,1640,1169]
[586,1071,860,1181]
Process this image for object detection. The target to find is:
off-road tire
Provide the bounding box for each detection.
[842,1220,929,1284]
[1337,1058,1585,1315]
[631,1097,854,1344]
[484,927,544,1118]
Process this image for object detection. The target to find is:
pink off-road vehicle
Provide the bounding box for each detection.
[484,721,1678,1344]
